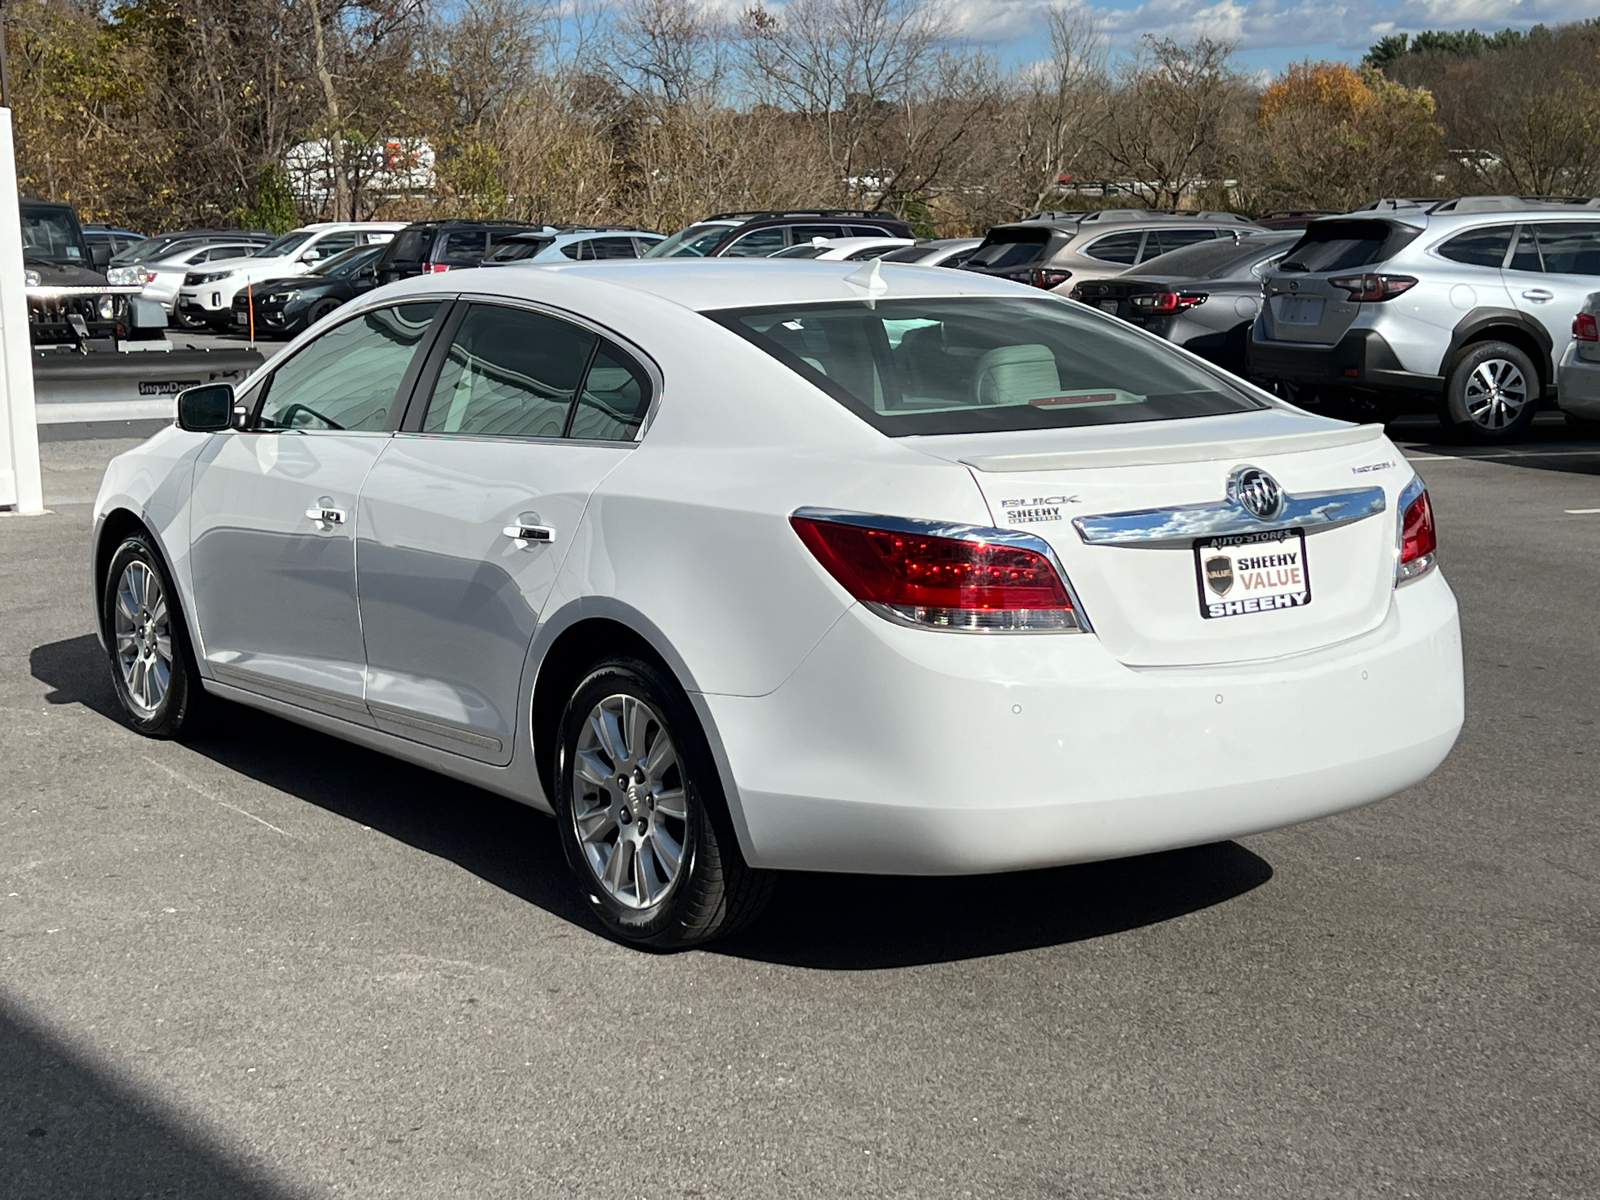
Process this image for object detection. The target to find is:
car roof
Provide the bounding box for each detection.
[991,209,1260,233]
[383,258,1028,314]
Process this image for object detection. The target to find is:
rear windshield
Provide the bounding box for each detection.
[1278,220,1418,273]
[1133,235,1295,280]
[966,227,1052,270]
[710,296,1267,436]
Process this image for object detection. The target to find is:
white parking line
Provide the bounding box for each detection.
[1564,508,1600,514]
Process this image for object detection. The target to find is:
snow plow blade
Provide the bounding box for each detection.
[32,343,265,427]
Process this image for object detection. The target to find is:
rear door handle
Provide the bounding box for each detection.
[1522,288,1554,302]
[305,503,346,525]
[503,523,555,543]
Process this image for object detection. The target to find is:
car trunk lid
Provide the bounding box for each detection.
[1260,218,1422,345]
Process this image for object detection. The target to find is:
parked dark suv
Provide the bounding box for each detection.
[646,210,915,258]
[376,219,545,283]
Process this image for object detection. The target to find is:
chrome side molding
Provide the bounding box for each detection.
[1073,484,1387,549]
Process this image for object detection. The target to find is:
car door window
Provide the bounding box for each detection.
[1083,232,1144,264]
[569,343,653,440]
[588,236,640,259]
[421,304,597,438]
[1509,227,1544,273]
[255,302,441,431]
[721,227,788,257]
[1530,223,1600,275]
[311,232,358,258]
[1151,228,1216,257]
[440,230,490,264]
[790,224,847,244]
[1439,226,1513,268]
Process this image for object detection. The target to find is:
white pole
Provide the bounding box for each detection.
[0,107,42,513]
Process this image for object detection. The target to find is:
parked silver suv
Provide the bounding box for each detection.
[1249,196,1600,440]
[963,208,1264,291]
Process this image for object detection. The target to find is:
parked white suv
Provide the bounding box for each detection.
[1250,196,1600,440]
[176,222,404,330]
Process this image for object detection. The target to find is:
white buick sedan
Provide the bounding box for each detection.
[92,260,1464,948]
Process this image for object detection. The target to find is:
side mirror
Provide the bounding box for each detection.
[90,243,111,270]
[176,383,235,432]
[300,249,321,263]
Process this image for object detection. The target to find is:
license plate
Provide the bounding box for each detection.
[1195,529,1310,619]
[1276,296,1324,324]
[1099,300,1119,314]
[234,312,249,325]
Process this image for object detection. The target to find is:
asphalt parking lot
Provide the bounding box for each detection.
[2,417,1597,1198]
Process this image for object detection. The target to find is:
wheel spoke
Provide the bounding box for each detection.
[606,837,634,893]
[574,748,613,789]
[596,703,628,765]
[115,587,138,626]
[642,733,677,780]
[632,840,653,904]
[153,632,173,663]
[650,825,683,876]
[576,806,618,845]
[625,698,651,764]
[652,787,688,821]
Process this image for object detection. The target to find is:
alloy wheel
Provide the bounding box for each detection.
[570,694,689,909]
[1463,358,1529,431]
[113,560,172,717]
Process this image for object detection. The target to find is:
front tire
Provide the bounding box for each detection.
[554,657,772,949]
[102,533,209,738]
[1438,341,1540,441]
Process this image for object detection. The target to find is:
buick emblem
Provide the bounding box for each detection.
[1231,466,1285,521]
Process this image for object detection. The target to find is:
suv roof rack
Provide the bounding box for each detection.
[1424,194,1597,214]
[1019,208,1256,225]
[704,209,899,222]
[1352,198,1437,212]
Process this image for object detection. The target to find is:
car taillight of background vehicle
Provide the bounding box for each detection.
[428,263,451,273]
[1573,312,1598,341]
[1130,291,1208,316]
[1397,488,1437,583]
[1025,268,1072,290]
[790,515,1081,632]
[1327,273,1417,302]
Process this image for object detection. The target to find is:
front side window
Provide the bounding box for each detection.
[1528,222,1600,275]
[646,223,736,257]
[310,232,358,259]
[1438,225,1512,268]
[1083,231,1144,264]
[255,302,441,431]
[421,305,597,438]
[711,296,1267,437]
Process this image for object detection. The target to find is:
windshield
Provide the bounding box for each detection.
[711,296,1267,436]
[645,223,736,258]
[773,245,828,259]
[20,207,90,263]
[114,238,181,264]
[313,245,383,276]
[253,231,314,258]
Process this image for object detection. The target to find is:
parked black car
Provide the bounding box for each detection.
[375,219,544,283]
[1067,233,1299,376]
[646,210,915,258]
[81,223,146,261]
[230,244,384,337]
[110,228,274,266]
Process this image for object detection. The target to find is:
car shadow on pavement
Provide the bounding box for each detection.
[33,634,1273,968]
[1388,413,1600,475]
[0,996,293,1200]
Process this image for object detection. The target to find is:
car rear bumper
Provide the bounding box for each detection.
[1249,327,1443,394]
[707,572,1463,875]
[1557,342,1600,418]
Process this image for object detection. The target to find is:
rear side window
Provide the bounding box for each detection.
[439,230,490,265]
[791,224,848,243]
[1279,220,1418,272]
[1083,232,1144,264]
[968,227,1052,270]
[846,224,894,238]
[1438,226,1513,268]
[721,227,787,257]
[388,228,431,262]
[485,237,552,262]
[712,296,1266,436]
[581,236,641,260]
[423,305,597,438]
[256,302,441,431]
[1151,228,1216,256]
[1528,223,1600,275]
[570,344,653,439]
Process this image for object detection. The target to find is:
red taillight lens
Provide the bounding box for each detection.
[1327,273,1417,302]
[791,516,1080,632]
[427,263,451,273]
[1574,312,1598,341]
[1027,268,1072,289]
[1130,290,1208,315]
[1398,488,1437,581]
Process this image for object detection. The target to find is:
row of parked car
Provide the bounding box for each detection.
[103,197,1600,440]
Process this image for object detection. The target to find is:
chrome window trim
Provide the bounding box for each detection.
[1073,478,1386,549]
[791,506,1093,634]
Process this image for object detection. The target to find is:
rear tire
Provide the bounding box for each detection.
[553,657,772,949]
[170,307,205,330]
[1438,341,1539,442]
[306,299,342,327]
[102,533,210,739]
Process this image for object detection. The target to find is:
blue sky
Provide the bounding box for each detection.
[948,0,1600,72]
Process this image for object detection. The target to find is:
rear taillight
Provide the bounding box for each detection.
[1574,312,1598,341]
[427,263,451,273]
[791,514,1082,632]
[1327,273,1416,302]
[1026,268,1072,290]
[1130,290,1208,316]
[1397,484,1437,584]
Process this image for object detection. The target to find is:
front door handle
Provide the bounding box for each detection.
[1522,288,1554,302]
[305,503,346,525]
[503,523,556,544]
